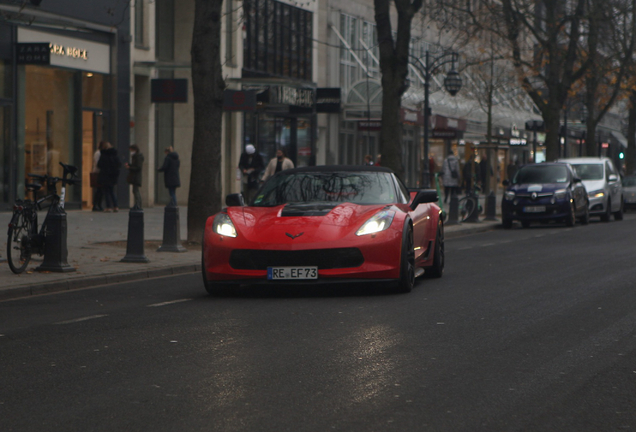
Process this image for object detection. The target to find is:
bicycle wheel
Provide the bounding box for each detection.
[7,212,33,274]
[459,197,477,222]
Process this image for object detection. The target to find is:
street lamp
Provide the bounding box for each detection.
[414,51,462,188]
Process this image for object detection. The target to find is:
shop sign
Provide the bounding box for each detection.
[223,90,257,111]
[16,43,50,65]
[269,86,314,108]
[400,108,423,125]
[430,114,467,131]
[358,121,382,131]
[432,129,458,138]
[509,138,527,146]
[18,28,110,74]
[316,88,341,113]
[151,79,188,103]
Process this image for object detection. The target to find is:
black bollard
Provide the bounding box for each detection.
[447,193,459,225]
[157,205,187,252]
[465,193,480,223]
[484,191,498,221]
[121,206,150,263]
[36,204,76,272]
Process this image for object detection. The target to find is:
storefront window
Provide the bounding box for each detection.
[82,72,109,109]
[22,66,77,200]
[0,60,11,99]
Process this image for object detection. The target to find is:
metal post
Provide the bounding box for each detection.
[157,204,187,252]
[36,204,75,272]
[533,128,537,163]
[121,206,150,263]
[422,51,431,188]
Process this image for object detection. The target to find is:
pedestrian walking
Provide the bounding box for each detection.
[91,141,105,211]
[97,141,121,212]
[463,153,481,195]
[364,154,374,166]
[262,148,294,182]
[125,144,144,209]
[441,151,460,203]
[238,144,264,203]
[479,151,494,193]
[158,146,181,206]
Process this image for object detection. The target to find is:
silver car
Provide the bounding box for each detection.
[622,175,636,209]
[557,157,623,221]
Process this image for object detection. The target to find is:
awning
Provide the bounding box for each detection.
[610,131,628,148]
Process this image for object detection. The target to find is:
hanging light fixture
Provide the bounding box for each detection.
[444,70,462,96]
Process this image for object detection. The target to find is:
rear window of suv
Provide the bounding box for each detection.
[572,164,603,180]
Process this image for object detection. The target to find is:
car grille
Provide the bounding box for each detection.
[229,248,364,270]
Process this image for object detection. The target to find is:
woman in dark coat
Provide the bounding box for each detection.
[97,141,121,212]
[158,146,180,206]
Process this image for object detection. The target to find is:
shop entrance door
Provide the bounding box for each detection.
[82,110,109,209]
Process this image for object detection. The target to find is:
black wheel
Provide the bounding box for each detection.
[565,200,576,227]
[7,213,33,274]
[580,201,590,225]
[600,198,611,222]
[502,218,513,229]
[614,197,624,221]
[396,223,415,293]
[425,223,444,279]
[201,250,232,296]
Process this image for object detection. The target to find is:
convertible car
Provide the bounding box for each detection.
[202,165,444,295]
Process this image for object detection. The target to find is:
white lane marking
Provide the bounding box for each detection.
[55,315,109,325]
[147,298,192,308]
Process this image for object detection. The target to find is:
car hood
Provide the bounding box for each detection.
[508,183,564,194]
[226,203,393,244]
[580,179,606,193]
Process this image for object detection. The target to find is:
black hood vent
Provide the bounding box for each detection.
[281,203,337,217]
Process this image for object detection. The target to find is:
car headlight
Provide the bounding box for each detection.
[554,189,567,200]
[504,191,515,201]
[213,213,237,237]
[589,189,604,198]
[356,210,395,236]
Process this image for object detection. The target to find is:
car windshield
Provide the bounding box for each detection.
[571,163,603,180]
[253,171,398,206]
[513,165,569,184]
[623,176,636,187]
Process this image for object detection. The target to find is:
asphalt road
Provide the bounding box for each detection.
[2,215,636,432]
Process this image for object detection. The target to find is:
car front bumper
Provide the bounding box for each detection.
[502,198,572,221]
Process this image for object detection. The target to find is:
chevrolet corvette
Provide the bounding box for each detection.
[202,166,444,295]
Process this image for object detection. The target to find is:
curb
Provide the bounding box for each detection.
[0,264,201,302]
[445,221,501,238]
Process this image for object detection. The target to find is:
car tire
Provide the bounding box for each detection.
[425,223,444,279]
[502,217,513,229]
[202,250,231,296]
[601,198,611,222]
[396,223,415,293]
[614,197,624,221]
[566,201,576,227]
[580,201,590,225]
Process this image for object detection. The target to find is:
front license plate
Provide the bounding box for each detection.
[267,266,318,280]
[524,206,546,213]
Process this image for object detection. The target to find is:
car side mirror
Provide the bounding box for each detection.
[573,176,582,183]
[502,179,510,187]
[410,189,438,210]
[608,174,618,182]
[225,193,245,207]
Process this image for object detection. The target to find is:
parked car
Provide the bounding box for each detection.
[622,175,636,210]
[501,163,589,228]
[557,157,623,221]
[202,165,445,295]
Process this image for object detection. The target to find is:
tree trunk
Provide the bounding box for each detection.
[188,0,225,243]
[374,0,423,181]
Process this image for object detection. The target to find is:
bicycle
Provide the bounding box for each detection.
[6,162,79,274]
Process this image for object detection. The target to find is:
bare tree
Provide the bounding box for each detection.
[188,0,226,242]
[374,0,424,179]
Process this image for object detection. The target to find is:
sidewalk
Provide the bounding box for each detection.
[0,204,501,301]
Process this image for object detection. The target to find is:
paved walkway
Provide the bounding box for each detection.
[0,203,501,301]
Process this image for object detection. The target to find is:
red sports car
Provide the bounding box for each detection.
[202,166,444,294]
